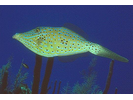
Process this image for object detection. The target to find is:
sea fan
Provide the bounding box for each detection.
[61,57,102,94]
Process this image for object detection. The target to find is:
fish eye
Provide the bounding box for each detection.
[35,27,40,33]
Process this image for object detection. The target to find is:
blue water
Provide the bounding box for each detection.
[0,5,133,94]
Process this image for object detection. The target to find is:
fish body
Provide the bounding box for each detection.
[12,26,129,62]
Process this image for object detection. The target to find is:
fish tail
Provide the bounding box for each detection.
[88,42,129,62]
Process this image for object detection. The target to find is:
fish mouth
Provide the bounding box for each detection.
[12,33,20,39]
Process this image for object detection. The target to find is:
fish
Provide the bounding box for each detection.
[22,63,29,69]
[12,24,129,62]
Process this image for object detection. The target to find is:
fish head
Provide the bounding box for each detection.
[12,27,46,55]
[12,27,41,40]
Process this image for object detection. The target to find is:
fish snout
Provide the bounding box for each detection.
[12,33,21,40]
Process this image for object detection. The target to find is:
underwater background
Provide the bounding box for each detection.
[0,5,133,94]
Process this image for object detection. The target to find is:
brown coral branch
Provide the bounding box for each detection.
[52,80,57,94]
[103,60,114,94]
[32,54,42,94]
[1,71,8,93]
[57,81,61,94]
[40,57,54,94]
[115,87,118,94]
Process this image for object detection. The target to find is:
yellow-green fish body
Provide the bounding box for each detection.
[12,26,129,62]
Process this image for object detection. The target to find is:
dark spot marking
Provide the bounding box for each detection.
[86,44,88,46]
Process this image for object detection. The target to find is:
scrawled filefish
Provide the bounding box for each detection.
[12,24,128,62]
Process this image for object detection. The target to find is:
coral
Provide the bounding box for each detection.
[57,81,61,94]
[0,56,115,94]
[64,59,116,94]
[0,57,31,94]
[71,73,102,94]
[1,71,8,93]
[40,57,54,94]
[0,57,12,93]
[10,60,31,94]
[13,62,29,91]
[32,55,54,94]
[103,60,114,94]
[32,54,42,94]
[61,57,102,94]
[0,57,12,86]
[61,82,72,94]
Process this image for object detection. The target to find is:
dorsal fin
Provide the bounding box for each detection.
[63,23,89,40]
